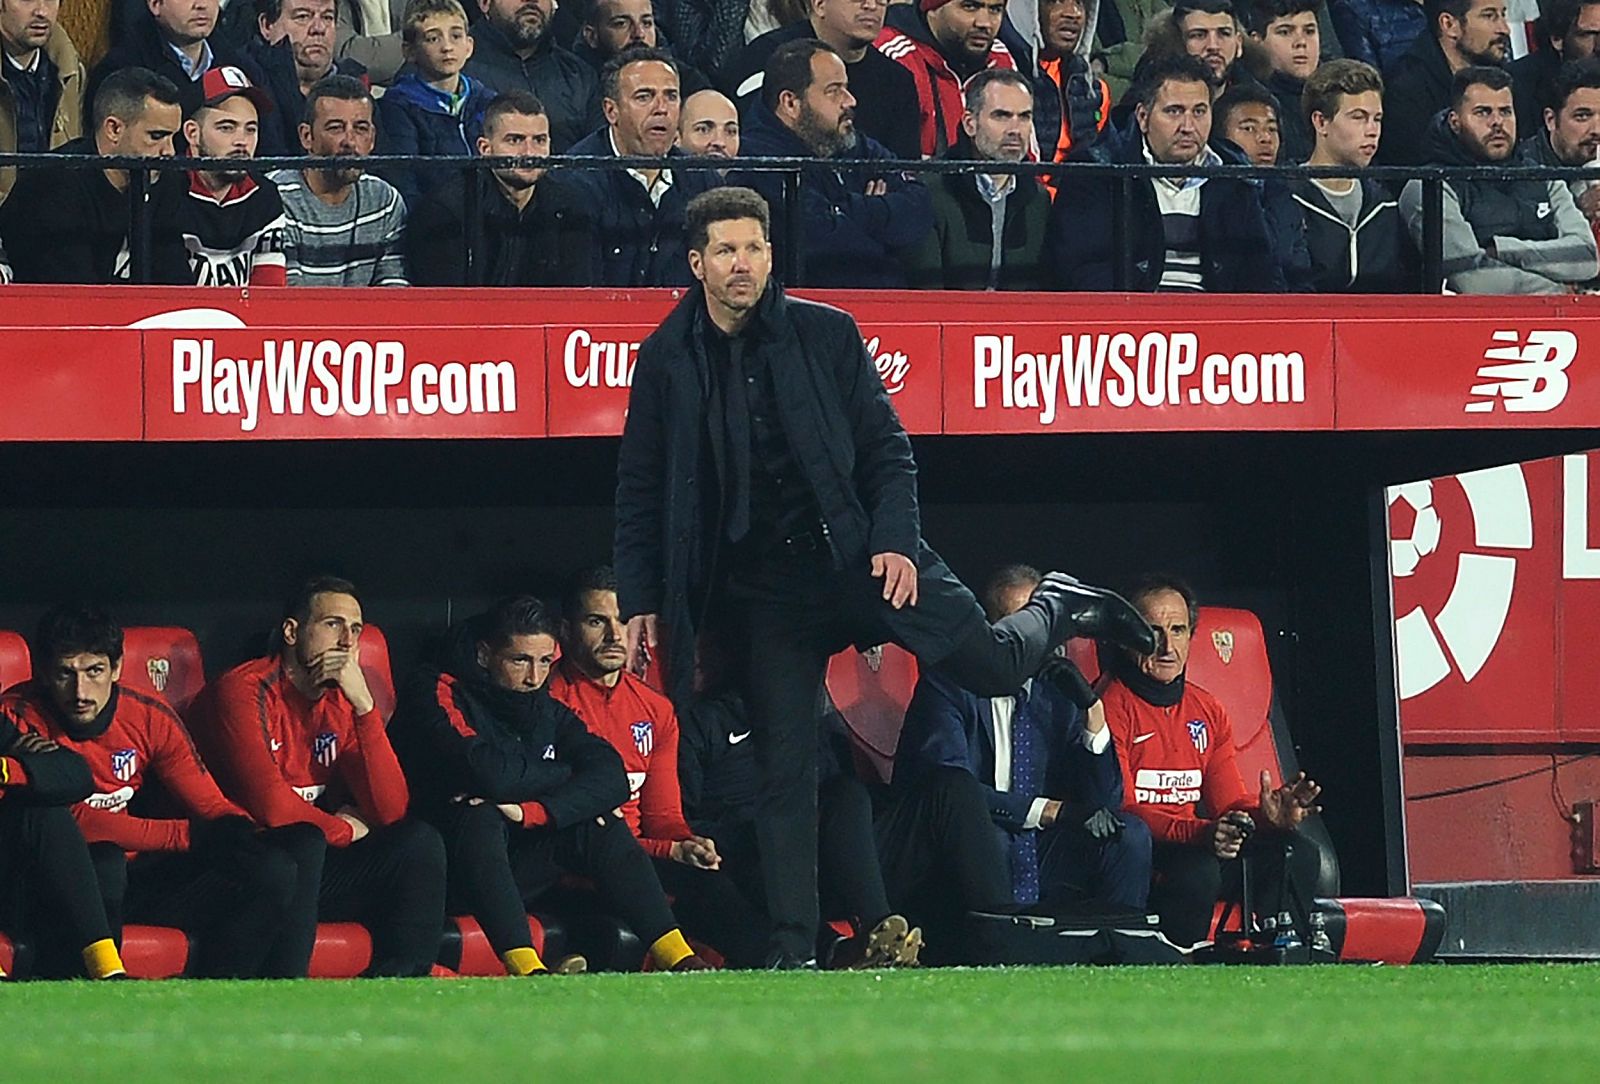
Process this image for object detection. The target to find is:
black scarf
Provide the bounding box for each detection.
[1112,654,1187,708]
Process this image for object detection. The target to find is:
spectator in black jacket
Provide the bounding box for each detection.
[1511,0,1600,137]
[1524,58,1600,250]
[1000,0,1113,177]
[1175,0,1254,88]
[466,0,602,151]
[721,0,923,160]
[556,47,720,286]
[407,89,595,284]
[1246,0,1324,163]
[0,712,127,979]
[572,0,711,95]
[0,66,185,283]
[244,0,368,152]
[737,37,933,287]
[1376,0,1509,166]
[906,68,1050,289]
[1290,58,1415,291]
[1049,52,1283,291]
[88,0,285,152]
[390,596,710,975]
[1213,81,1313,289]
[679,86,740,159]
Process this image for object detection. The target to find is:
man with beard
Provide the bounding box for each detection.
[573,0,710,96]
[1001,0,1111,177]
[407,89,594,284]
[149,65,289,286]
[723,0,922,160]
[391,595,712,974]
[244,0,369,152]
[877,0,1017,157]
[1510,0,1600,135]
[0,66,185,283]
[557,47,719,286]
[191,576,448,977]
[1101,576,1323,948]
[1401,64,1598,292]
[1173,0,1256,91]
[679,87,739,160]
[0,0,84,206]
[270,75,407,285]
[1377,0,1509,165]
[737,38,932,287]
[907,68,1050,289]
[466,0,601,151]
[616,183,1156,966]
[1524,58,1600,257]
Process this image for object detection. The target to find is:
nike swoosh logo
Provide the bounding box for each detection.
[1132,733,1156,744]
[270,739,283,751]
[728,731,752,745]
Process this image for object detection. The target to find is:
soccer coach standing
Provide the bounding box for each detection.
[615,186,1155,968]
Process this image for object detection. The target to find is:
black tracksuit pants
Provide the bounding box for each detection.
[86,823,314,978]
[0,802,116,978]
[273,817,448,977]
[719,550,1062,957]
[1150,831,1324,947]
[430,800,678,961]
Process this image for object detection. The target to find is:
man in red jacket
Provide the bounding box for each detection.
[548,566,770,967]
[877,0,1017,155]
[191,576,447,977]
[1100,575,1322,947]
[3,605,311,978]
[1,715,126,980]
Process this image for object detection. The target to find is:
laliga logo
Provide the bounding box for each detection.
[1388,466,1533,699]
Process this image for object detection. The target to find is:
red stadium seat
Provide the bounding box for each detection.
[448,915,547,976]
[0,931,15,974]
[120,627,206,714]
[826,643,921,784]
[1184,608,1282,791]
[308,922,373,978]
[358,624,397,722]
[121,925,191,979]
[0,629,30,691]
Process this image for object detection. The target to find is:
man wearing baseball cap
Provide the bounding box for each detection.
[875,0,1017,157]
[148,64,289,286]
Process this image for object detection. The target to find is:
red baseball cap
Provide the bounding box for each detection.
[194,65,275,116]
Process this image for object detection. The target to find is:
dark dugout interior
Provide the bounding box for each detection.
[3,428,1598,899]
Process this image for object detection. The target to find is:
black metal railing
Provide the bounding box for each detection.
[6,151,1600,293]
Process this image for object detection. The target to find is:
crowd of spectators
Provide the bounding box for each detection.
[0,0,1597,293]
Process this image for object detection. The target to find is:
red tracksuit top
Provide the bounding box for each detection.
[1100,676,1255,846]
[876,20,1017,157]
[190,655,409,847]
[0,682,244,852]
[546,661,690,859]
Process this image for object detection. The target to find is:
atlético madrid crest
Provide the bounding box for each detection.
[631,720,654,758]
[1187,719,1209,754]
[111,748,139,782]
[313,731,339,768]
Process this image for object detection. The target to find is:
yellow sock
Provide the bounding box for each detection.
[648,929,695,970]
[502,946,546,976]
[82,938,126,979]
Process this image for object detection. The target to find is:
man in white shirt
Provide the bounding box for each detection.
[895,563,1152,912]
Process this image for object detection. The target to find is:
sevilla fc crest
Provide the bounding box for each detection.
[1187,720,1209,754]
[146,656,171,692]
[1211,630,1234,665]
[631,720,654,758]
[111,747,139,782]
[313,731,339,767]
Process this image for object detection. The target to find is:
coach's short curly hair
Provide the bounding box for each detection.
[685,186,771,252]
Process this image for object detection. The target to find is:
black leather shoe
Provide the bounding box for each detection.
[1034,572,1156,656]
[764,949,819,971]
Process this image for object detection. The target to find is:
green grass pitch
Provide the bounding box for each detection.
[6,965,1599,1082]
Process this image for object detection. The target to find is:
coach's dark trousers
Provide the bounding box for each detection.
[430,800,679,960]
[1150,831,1322,947]
[717,544,1066,958]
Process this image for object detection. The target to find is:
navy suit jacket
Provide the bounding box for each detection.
[895,667,1122,834]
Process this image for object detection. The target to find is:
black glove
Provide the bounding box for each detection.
[1037,655,1097,709]
[1062,56,1105,161]
[1083,807,1124,841]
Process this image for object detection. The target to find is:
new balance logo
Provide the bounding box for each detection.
[1466,330,1576,414]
